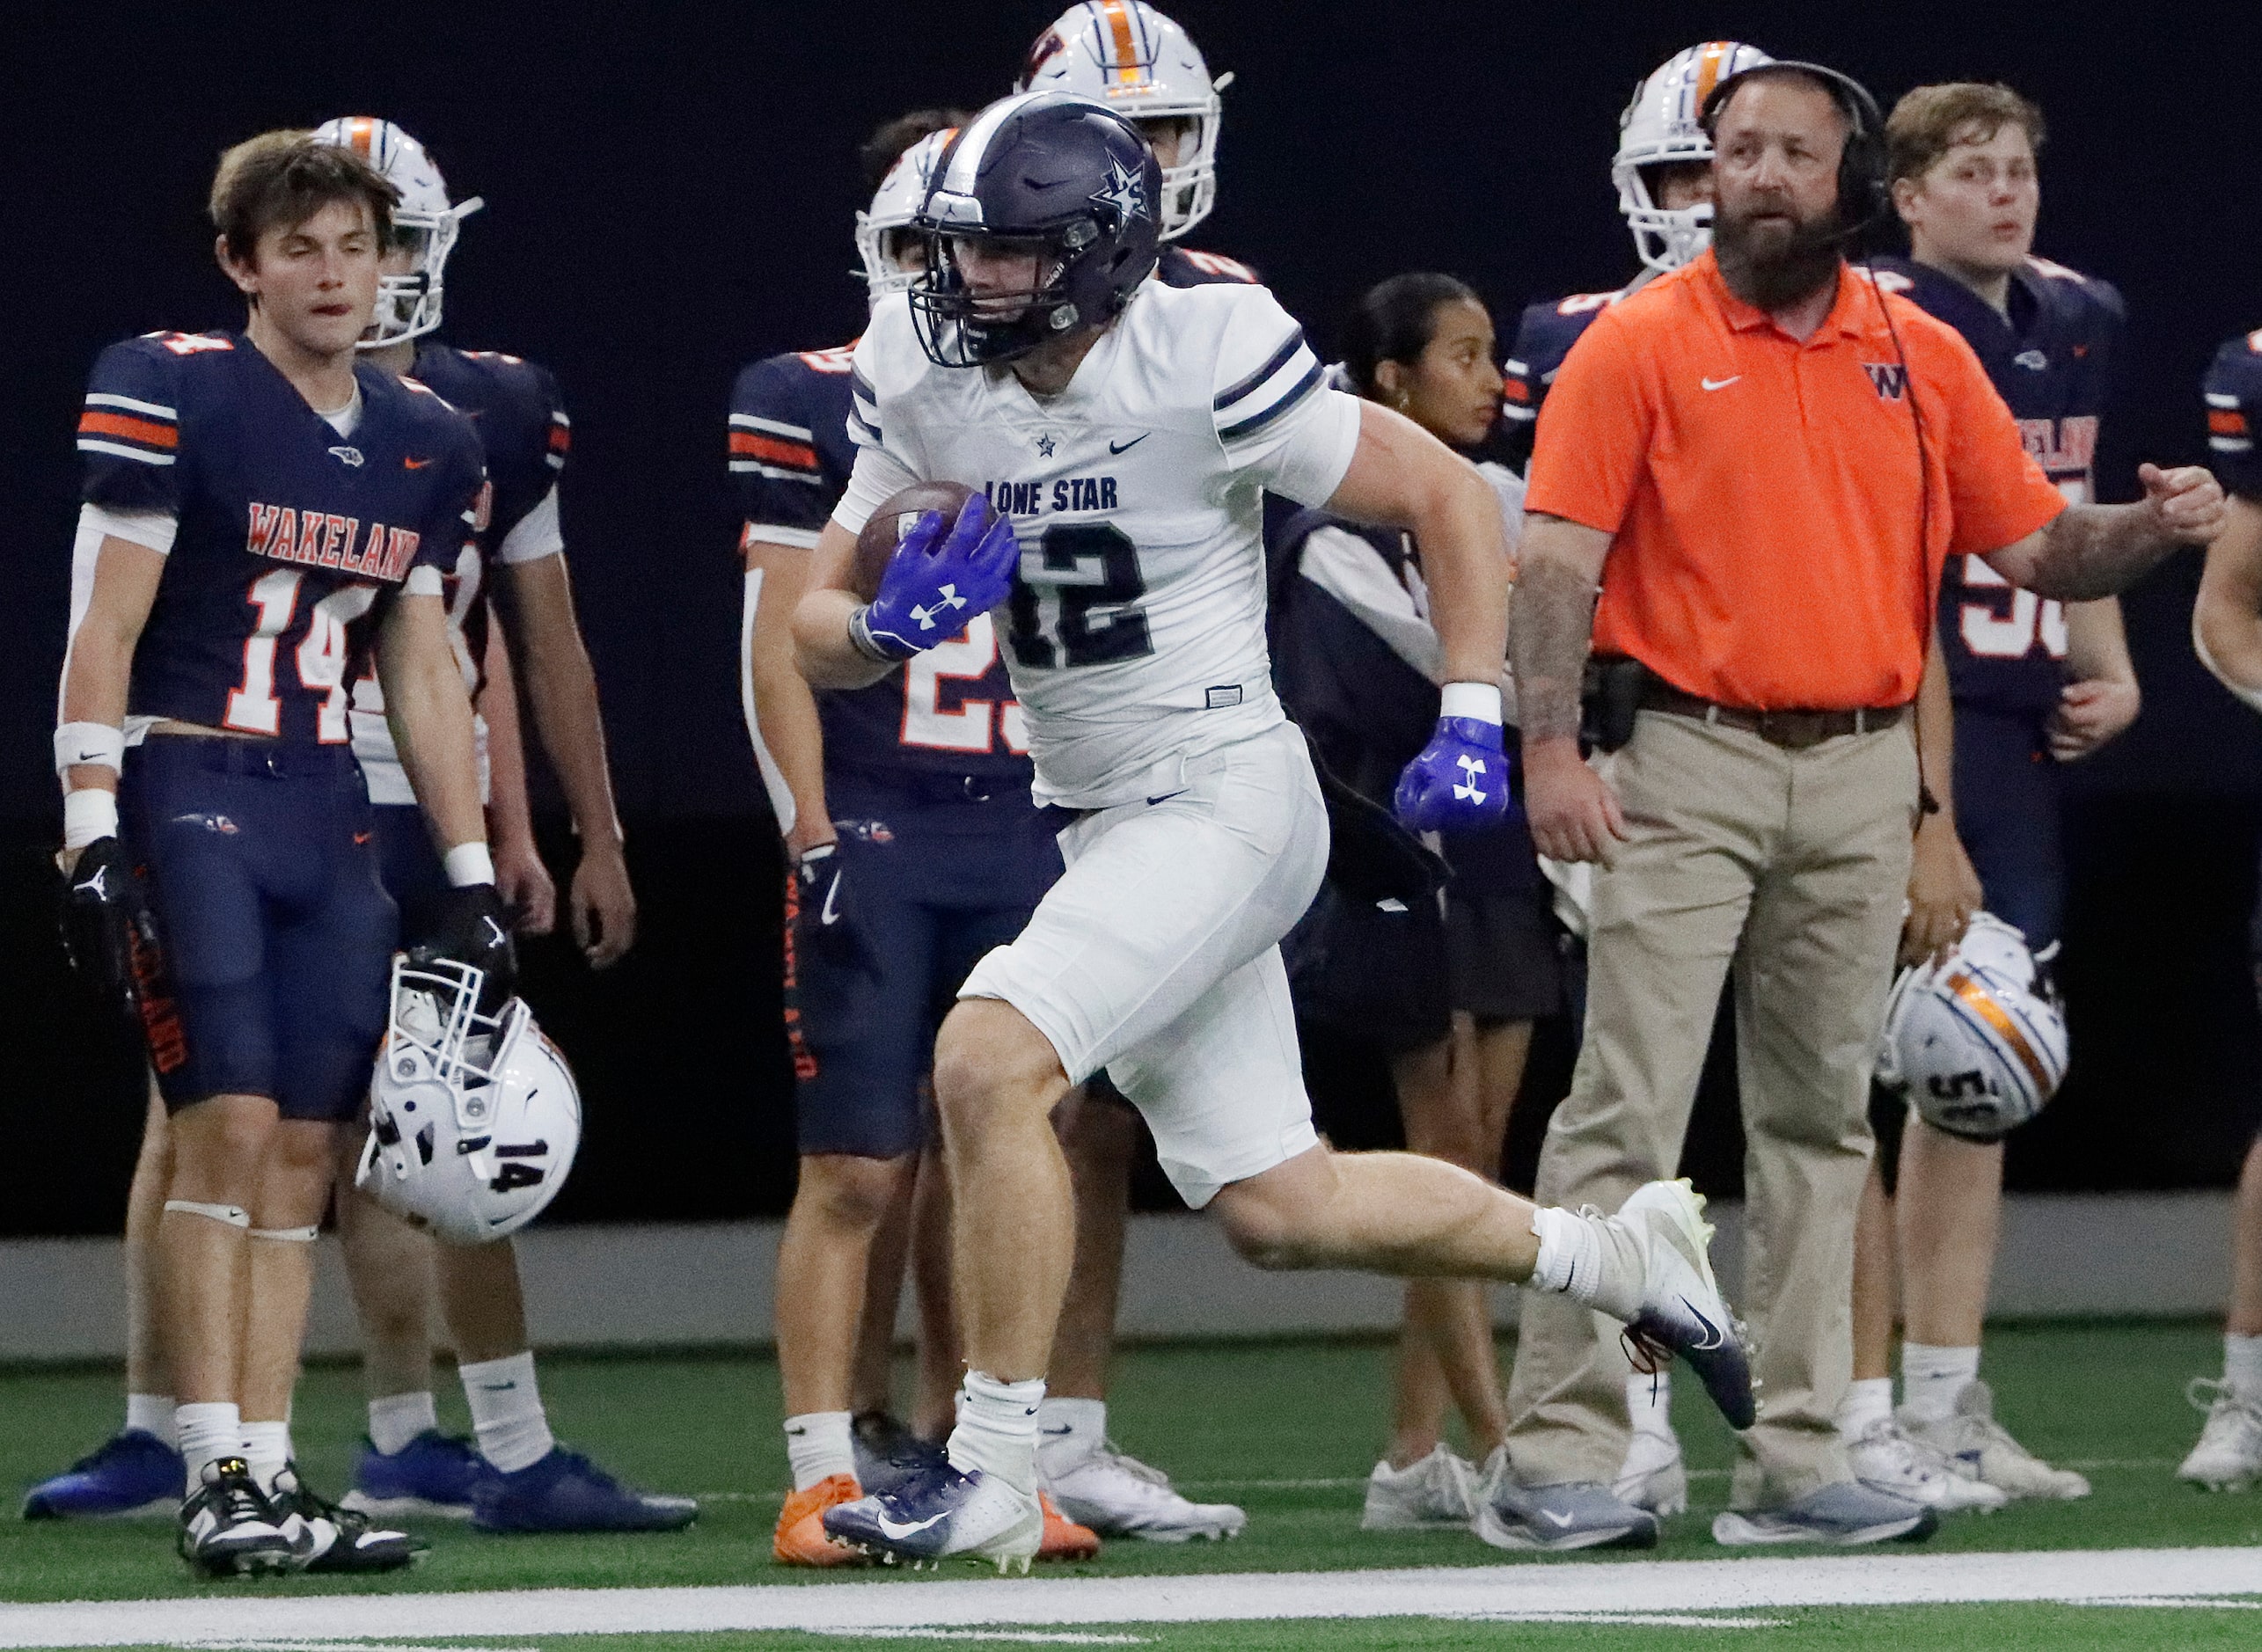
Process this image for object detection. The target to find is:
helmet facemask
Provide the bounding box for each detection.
[365,197,481,349]
[910,227,1100,369]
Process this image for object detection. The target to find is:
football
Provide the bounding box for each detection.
[849,480,980,602]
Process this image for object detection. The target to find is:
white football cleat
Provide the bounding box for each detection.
[823,1460,1041,1574]
[1845,1418,2007,1513]
[1901,1381,2088,1501]
[1361,1445,1477,1530]
[1609,1180,1757,1430]
[2178,1378,2262,1492]
[1613,1421,1689,1516]
[1042,1443,1244,1542]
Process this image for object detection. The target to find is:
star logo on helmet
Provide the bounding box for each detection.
[1089,157,1147,230]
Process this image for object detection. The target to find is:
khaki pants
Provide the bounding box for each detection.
[1504,709,1916,1508]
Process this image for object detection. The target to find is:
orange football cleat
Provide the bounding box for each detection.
[772,1473,870,1567]
[1038,1489,1101,1561]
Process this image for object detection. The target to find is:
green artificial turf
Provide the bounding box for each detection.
[2,1321,2259,1646]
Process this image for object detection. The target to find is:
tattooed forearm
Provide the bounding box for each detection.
[1508,553,1600,745]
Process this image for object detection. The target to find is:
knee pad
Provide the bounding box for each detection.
[164,1199,249,1227]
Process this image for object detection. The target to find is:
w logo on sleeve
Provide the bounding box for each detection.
[1863,362,1909,402]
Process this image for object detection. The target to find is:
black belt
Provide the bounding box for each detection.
[1639,683,1907,750]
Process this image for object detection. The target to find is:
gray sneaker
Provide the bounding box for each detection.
[1474,1472,1658,1553]
[1712,1480,1938,1547]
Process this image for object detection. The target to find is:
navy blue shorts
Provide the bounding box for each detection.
[120,736,397,1122]
[1952,706,2063,955]
[370,803,449,943]
[786,776,1065,1159]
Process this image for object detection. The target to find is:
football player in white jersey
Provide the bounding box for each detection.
[791,91,1756,1572]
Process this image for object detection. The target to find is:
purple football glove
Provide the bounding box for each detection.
[853,493,1020,661]
[1394,715,1517,832]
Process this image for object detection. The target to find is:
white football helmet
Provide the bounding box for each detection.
[311,116,483,348]
[1876,913,2068,1142]
[1018,2,1227,241]
[1613,40,1773,274]
[356,956,581,1245]
[855,128,956,303]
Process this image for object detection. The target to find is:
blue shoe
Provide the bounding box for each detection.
[470,1447,698,1533]
[23,1429,183,1520]
[340,1431,480,1521]
[852,1410,949,1498]
[823,1458,1041,1574]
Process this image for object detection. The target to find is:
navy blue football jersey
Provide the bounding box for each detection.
[1500,286,1628,473]
[729,344,1029,782]
[77,331,483,745]
[1873,255,2125,716]
[2205,327,2262,501]
[1156,245,1260,289]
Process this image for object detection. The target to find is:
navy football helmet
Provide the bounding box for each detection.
[910,91,1161,369]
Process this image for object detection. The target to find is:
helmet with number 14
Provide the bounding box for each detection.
[1018,1,1229,242]
[1613,40,1773,274]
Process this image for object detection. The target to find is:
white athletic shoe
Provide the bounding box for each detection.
[2178,1378,2262,1491]
[1900,1380,2089,1501]
[1613,1424,1689,1517]
[1361,1445,1477,1530]
[1845,1418,2007,1513]
[1610,1180,1757,1431]
[1042,1443,1245,1542]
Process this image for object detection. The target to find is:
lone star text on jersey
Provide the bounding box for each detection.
[985,475,1122,516]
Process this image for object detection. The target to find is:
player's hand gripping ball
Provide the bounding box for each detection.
[849,484,1019,662]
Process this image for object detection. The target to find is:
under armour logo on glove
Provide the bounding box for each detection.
[854,493,1019,661]
[1395,715,1518,833]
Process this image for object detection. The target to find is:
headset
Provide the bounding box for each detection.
[1699,61,1933,636]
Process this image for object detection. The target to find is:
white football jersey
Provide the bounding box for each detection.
[834,280,1361,808]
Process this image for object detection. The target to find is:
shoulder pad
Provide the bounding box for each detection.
[136,330,235,358]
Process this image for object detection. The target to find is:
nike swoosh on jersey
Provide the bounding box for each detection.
[875,1510,948,1539]
[820,876,843,925]
[404,456,435,469]
[1108,434,1150,454]
[353,831,373,844]
[1701,376,1742,391]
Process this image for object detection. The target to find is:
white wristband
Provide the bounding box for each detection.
[443,842,496,888]
[62,787,120,848]
[55,722,126,775]
[1440,682,1505,726]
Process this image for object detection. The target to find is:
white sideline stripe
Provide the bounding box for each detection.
[4,1546,2260,1646]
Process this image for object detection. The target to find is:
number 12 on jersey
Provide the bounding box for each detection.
[1005,523,1155,669]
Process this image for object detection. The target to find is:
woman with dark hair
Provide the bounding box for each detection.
[1272,274,1564,1539]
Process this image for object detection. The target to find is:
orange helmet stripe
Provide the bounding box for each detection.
[1099,0,1145,85]
[346,116,377,157]
[1944,971,2054,1096]
[1692,41,1732,108]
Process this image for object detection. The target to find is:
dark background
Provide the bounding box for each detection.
[6,2,2261,1235]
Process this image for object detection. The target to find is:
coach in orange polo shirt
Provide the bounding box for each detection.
[1490,60,2223,1549]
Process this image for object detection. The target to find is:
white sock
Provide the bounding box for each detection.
[126,1393,177,1447]
[1530,1206,1641,1320]
[1036,1396,1107,1476]
[1837,1377,1895,1439]
[241,1420,293,1493]
[1626,1371,1675,1441]
[1900,1342,1981,1424]
[175,1401,244,1493]
[459,1351,554,1474]
[783,1411,855,1492]
[2226,1334,2262,1401]
[369,1391,439,1457]
[947,1371,1045,1494]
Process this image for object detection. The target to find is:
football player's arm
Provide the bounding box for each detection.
[791,520,895,690]
[1325,401,1510,688]
[743,535,834,853]
[477,619,557,937]
[55,534,167,857]
[2195,493,2262,711]
[1903,626,1981,965]
[378,589,487,859]
[499,552,635,966]
[2050,597,2141,761]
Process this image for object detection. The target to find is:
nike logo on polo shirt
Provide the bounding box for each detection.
[1701,376,1742,391]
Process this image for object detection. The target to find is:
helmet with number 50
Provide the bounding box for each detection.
[356,955,581,1245]
[1018,1,1227,242]
[311,116,484,348]
[1875,913,2068,1143]
[1612,41,1773,274]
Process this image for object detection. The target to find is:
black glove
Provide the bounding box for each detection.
[423,881,519,1012]
[793,843,878,976]
[58,837,140,1011]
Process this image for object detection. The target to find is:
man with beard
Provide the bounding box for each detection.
[1492,60,2226,1549]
